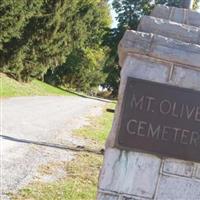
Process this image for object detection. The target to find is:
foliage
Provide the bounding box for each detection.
[45,47,108,93]
[0,0,111,88]
[112,0,152,30]
[1,0,199,95]
[193,0,200,9]
[45,0,111,93]
[0,0,43,46]
[103,0,200,96]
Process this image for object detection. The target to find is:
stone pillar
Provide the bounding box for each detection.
[97,5,200,200]
[182,0,194,9]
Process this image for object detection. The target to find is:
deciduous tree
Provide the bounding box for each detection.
[103,0,199,96]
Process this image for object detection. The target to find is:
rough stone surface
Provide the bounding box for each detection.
[106,55,170,148]
[155,175,200,199]
[162,159,194,177]
[97,192,119,200]
[97,5,200,200]
[121,56,171,83]
[99,148,161,198]
[101,54,200,200]
[169,65,200,91]
[138,16,200,44]
[99,55,200,200]
[151,5,200,28]
[195,164,200,179]
[97,192,152,200]
[118,30,200,69]
[122,197,149,200]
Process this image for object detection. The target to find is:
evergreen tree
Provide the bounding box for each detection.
[0,0,44,79]
[0,0,43,46]
[45,0,111,93]
[1,0,111,84]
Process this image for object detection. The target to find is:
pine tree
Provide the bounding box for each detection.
[45,0,111,93]
[0,0,44,79]
[0,0,111,83]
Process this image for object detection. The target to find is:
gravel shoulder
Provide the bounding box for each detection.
[0,96,105,199]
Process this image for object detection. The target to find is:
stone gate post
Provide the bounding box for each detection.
[97,5,200,200]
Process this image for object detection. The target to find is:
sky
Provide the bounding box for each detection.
[109,0,200,28]
[108,0,118,28]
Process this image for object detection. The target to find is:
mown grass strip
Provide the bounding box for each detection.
[12,104,115,200]
[12,153,102,200]
[74,103,115,146]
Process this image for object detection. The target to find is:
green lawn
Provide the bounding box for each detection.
[1,73,72,97]
[12,104,115,200]
[75,103,115,146]
[12,153,103,200]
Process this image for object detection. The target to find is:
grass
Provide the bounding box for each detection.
[12,153,103,200]
[11,104,115,200]
[0,73,72,97]
[75,103,115,146]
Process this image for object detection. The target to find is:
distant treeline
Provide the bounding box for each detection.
[0,0,199,95]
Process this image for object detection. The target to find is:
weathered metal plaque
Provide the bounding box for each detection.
[116,77,200,162]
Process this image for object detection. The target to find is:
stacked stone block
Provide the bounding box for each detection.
[97,5,200,200]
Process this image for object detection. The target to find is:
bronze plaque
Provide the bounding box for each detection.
[116,77,200,162]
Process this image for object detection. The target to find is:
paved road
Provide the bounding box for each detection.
[0,96,105,198]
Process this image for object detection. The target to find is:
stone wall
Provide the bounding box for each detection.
[97,5,200,200]
[151,5,200,27]
[98,149,200,199]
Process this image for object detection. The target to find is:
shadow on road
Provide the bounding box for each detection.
[0,135,104,155]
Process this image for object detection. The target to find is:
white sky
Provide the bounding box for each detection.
[108,0,118,28]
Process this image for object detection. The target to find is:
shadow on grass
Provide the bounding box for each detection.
[0,135,104,155]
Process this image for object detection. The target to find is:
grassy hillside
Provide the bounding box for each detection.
[0,73,72,97]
